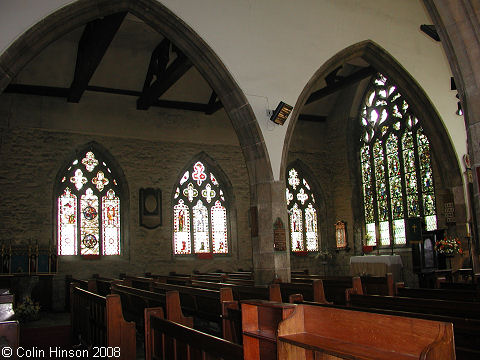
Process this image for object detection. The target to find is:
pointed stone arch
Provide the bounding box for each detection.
[0,0,272,189]
[283,39,465,220]
[284,40,467,246]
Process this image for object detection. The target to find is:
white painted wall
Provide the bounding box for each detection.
[0,0,466,180]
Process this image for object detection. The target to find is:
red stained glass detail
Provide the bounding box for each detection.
[192,162,207,186]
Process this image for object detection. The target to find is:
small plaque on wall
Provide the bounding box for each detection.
[444,202,456,223]
[273,218,286,251]
[139,188,162,229]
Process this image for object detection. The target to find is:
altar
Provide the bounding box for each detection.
[350,255,403,282]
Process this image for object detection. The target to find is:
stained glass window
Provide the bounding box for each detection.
[173,160,229,255]
[56,147,122,256]
[359,73,437,246]
[286,165,319,252]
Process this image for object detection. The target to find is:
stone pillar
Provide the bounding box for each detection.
[251,180,291,285]
[424,0,480,249]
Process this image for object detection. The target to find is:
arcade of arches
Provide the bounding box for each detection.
[0,0,479,310]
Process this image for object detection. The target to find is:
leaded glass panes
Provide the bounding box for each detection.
[359,73,437,247]
[193,200,210,253]
[173,160,229,255]
[80,188,99,255]
[211,201,228,254]
[174,200,191,254]
[57,148,122,256]
[286,165,320,252]
[58,188,77,255]
[305,204,318,251]
[366,223,376,246]
[290,204,304,251]
[102,189,120,255]
[361,145,375,223]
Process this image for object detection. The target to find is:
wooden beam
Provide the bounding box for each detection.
[141,39,171,94]
[137,52,193,110]
[152,99,207,112]
[4,84,69,97]
[306,66,376,105]
[4,83,210,113]
[298,114,327,122]
[420,25,440,42]
[205,91,217,114]
[68,12,127,103]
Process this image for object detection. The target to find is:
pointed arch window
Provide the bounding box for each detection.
[56,148,123,256]
[173,160,229,255]
[360,73,437,247]
[286,166,319,252]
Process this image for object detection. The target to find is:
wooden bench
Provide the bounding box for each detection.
[70,285,136,360]
[290,297,480,359]
[0,320,18,358]
[0,291,14,321]
[242,300,297,360]
[396,286,480,302]
[277,303,455,359]
[279,280,329,304]
[110,283,193,335]
[349,293,480,319]
[144,307,243,360]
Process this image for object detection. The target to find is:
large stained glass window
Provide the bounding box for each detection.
[56,148,122,256]
[360,73,437,247]
[286,166,319,252]
[173,160,229,255]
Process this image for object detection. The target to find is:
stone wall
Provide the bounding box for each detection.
[0,92,252,310]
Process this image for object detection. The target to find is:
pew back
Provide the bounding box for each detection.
[70,286,136,360]
[277,304,455,359]
[144,307,243,360]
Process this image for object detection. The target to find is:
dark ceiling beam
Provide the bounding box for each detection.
[141,39,171,94]
[152,99,207,112]
[204,90,223,115]
[5,83,210,113]
[67,12,127,103]
[5,84,69,97]
[137,51,193,110]
[298,114,327,122]
[420,25,440,42]
[305,66,376,105]
[205,91,217,115]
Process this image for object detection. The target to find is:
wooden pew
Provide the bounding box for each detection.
[189,280,281,302]
[291,297,480,359]
[396,286,480,302]
[349,293,480,319]
[279,280,329,304]
[242,300,297,360]
[150,282,234,335]
[70,286,136,360]
[147,273,192,286]
[276,303,455,359]
[144,307,243,360]
[0,291,14,321]
[110,283,193,336]
[0,320,18,358]
[440,282,480,291]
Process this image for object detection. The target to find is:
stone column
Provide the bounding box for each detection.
[251,180,291,285]
[423,0,480,249]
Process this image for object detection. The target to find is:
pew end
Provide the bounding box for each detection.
[289,293,304,303]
